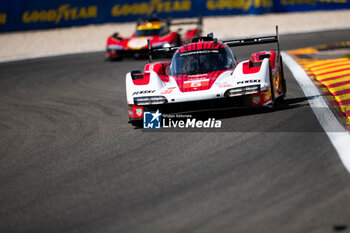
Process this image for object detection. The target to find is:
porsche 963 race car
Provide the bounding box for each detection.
[126,26,286,126]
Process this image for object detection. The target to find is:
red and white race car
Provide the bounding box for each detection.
[126,27,286,126]
[106,16,202,60]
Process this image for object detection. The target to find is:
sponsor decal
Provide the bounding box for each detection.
[217,83,233,88]
[132,90,156,95]
[128,110,134,116]
[148,64,154,71]
[22,4,97,24]
[160,87,175,94]
[237,79,261,85]
[275,78,279,89]
[252,96,260,104]
[188,74,210,78]
[264,90,272,101]
[144,110,162,129]
[180,50,219,56]
[183,79,210,88]
[2,0,350,33]
[206,0,273,11]
[111,0,191,17]
[136,108,143,117]
[281,0,346,6]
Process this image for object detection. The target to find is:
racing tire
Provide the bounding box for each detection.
[106,53,124,61]
[112,55,124,61]
[130,120,142,128]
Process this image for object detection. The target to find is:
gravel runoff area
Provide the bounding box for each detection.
[0,9,350,61]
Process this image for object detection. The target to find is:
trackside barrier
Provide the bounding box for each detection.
[1,0,350,32]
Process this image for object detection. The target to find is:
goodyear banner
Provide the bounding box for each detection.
[1,0,350,32]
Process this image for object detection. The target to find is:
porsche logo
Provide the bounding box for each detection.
[191,82,202,87]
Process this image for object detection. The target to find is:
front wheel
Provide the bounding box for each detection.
[130,120,142,128]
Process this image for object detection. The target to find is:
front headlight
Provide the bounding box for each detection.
[226,87,244,97]
[108,45,124,50]
[134,96,168,105]
[243,85,260,94]
[225,85,260,97]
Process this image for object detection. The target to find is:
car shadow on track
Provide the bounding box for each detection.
[189,95,314,121]
[133,96,318,131]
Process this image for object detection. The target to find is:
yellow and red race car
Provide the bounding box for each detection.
[106,16,202,60]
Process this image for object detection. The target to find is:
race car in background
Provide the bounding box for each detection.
[106,16,202,60]
[126,26,286,126]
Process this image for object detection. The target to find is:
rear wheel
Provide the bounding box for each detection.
[268,65,276,108]
[106,51,123,61]
[109,56,123,61]
[280,56,287,98]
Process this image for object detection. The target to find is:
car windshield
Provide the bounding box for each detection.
[170,47,236,75]
[135,29,161,37]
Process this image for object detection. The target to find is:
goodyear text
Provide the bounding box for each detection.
[22,4,98,24]
[111,0,191,17]
[0,13,6,24]
[206,0,273,11]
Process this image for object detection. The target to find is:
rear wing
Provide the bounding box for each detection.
[224,26,280,55]
[170,15,203,36]
[147,41,179,63]
[147,26,280,63]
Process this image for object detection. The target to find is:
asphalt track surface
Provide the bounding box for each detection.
[1,29,350,233]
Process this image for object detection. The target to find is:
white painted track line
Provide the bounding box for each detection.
[282,51,350,173]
